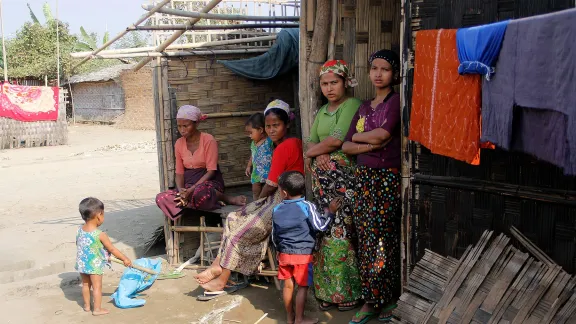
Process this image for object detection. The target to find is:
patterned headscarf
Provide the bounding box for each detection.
[369,49,400,73]
[319,59,358,88]
[176,105,207,122]
[264,99,291,116]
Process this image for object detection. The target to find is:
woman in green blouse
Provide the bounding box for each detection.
[305,60,362,312]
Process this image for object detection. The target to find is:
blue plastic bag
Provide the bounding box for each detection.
[110,258,162,309]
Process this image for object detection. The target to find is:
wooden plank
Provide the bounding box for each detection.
[306,0,315,32]
[542,276,576,323]
[454,234,510,315]
[553,291,576,324]
[429,231,492,321]
[481,250,529,314]
[512,266,562,324]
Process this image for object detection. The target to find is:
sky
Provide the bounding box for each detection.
[3,0,148,39]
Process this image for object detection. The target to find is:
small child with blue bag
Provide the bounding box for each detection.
[272,171,343,324]
[75,197,131,316]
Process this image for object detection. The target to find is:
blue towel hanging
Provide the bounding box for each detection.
[456,20,510,80]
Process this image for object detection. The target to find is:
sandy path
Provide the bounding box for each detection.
[0,125,162,283]
[0,125,352,323]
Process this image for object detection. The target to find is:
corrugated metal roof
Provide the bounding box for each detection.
[67,64,136,84]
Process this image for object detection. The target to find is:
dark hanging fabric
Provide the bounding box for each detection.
[456,20,509,80]
[482,8,576,175]
[217,28,299,80]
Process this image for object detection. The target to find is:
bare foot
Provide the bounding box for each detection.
[296,316,318,324]
[92,308,109,316]
[227,195,247,206]
[200,275,227,292]
[83,305,91,312]
[194,265,223,284]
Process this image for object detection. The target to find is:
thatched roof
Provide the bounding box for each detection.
[67,64,136,84]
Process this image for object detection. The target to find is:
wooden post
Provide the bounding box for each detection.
[327,0,337,60]
[400,0,413,289]
[133,0,224,72]
[303,0,331,143]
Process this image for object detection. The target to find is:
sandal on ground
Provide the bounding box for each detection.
[349,311,376,324]
[338,300,360,312]
[378,303,398,322]
[319,301,336,311]
[197,281,249,301]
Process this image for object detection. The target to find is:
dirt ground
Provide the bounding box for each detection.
[0,125,353,324]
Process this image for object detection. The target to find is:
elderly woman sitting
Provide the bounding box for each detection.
[156,105,246,220]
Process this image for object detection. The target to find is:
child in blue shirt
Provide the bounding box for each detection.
[272,171,342,324]
[244,112,274,200]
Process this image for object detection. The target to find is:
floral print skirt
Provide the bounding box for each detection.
[311,157,362,304]
[352,166,401,308]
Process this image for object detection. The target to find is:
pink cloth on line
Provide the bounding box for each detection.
[0,83,59,122]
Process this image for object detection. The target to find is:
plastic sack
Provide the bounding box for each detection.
[110,258,162,309]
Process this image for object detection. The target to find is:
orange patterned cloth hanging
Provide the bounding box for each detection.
[409,29,484,165]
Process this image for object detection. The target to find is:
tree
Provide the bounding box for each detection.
[76,27,110,52]
[113,32,150,49]
[27,2,53,25]
[6,20,77,80]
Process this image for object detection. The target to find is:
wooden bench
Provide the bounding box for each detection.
[164,203,281,290]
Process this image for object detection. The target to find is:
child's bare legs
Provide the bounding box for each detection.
[90,274,109,316]
[252,183,263,201]
[295,286,318,324]
[283,278,296,324]
[80,274,92,312]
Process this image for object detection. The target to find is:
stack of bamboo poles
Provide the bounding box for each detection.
[392,228,576,323]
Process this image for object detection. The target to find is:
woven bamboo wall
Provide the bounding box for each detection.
[332,0,401,100]
[404,0,576,272]
[155,54,297,191]
[72,81,125,123]
[0,90,68,149]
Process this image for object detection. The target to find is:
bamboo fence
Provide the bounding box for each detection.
[0,89,68,149]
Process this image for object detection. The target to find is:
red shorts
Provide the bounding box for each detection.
[277,253,313,287]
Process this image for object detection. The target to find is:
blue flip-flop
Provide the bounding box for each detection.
[349,311,376,324]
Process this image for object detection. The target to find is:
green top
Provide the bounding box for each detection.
[309,97,362,143]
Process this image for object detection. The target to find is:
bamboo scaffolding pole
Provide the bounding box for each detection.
[72,0,172,71]
[129,23,298,31]
[71,35,276,57]
[0,0,7,82]
[205,109,295,119]
[133,0,224,72]
[171,226,224,233]
[142,4,300,22]
[75,48,269,59]
[55,0,60,86]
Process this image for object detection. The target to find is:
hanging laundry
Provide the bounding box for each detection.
[482,8,576,174]
[409,29,483,165]
[0,83,59,122]
[456,20,509,80]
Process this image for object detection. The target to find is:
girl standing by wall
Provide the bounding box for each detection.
[342,50,402,324]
